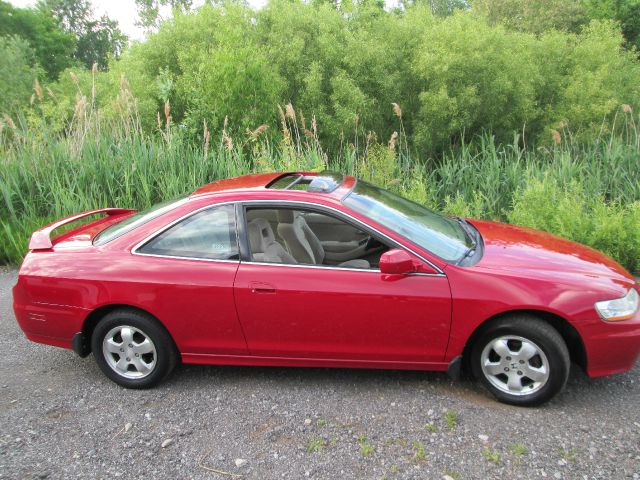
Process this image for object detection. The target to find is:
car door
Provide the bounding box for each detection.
[233,203,452,363]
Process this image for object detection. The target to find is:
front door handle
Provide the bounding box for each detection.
[249,281,276,294]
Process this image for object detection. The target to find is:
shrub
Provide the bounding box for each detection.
[508,177,640,272]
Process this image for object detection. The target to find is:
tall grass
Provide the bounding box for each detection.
[1,97,639,271]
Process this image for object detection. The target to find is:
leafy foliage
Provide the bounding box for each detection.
[0,36,41,115]
[0,0,75,79]
[42,0,127,69]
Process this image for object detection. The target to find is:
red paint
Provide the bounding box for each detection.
[12,173,640,380]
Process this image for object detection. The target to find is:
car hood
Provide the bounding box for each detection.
[467,219,634,283]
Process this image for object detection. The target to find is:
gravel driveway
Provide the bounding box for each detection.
[1,268,639,479]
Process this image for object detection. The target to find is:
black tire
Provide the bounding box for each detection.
[91,308,178,389]
[470,315,570,406]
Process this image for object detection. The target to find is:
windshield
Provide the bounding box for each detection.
[93,197,188,246]
[343,180,472,262]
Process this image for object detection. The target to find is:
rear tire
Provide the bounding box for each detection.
[470,315,570,406]
[91,308,177,389]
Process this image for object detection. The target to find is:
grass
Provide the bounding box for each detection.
[307,436,326,453]
[510,443,527,456]
[444,410,458,430]
[482,447,502,464]
[557,448,580,462]
[358,435,375,457]
[1,104,639,271]
[412,441,426,461]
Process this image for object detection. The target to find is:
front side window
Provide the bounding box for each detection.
[138,205,238,260]
[245,207,389,270]
[343,180,472,262]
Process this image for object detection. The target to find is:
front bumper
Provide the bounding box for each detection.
[583,306,640,377]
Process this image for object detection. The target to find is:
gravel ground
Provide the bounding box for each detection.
[1,268,639,480]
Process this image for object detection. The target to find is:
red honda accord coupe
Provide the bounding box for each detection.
[13,171,640,405]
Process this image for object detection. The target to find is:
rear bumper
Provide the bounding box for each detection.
[13,282,88,351]
[584,309,640,377]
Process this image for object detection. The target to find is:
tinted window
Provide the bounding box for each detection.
[138,205,238,260]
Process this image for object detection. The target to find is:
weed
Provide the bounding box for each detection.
[510,443,527,456]
[444,410,458,430]
[307,437,326,453]
[483,448,501,464]
[425,423,438,433]
[412,441,426,461]
[557,448,579,462]
[359,435,375,457]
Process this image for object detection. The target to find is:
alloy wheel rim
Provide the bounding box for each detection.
[102,325,157,379]
[480,335,550,396]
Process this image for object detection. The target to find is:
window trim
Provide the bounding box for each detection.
[239,200,446,276]
[131,202,241,264]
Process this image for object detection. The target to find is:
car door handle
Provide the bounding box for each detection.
[249,282,276,294]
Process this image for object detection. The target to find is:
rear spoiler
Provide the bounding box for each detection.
[29,208,136,250]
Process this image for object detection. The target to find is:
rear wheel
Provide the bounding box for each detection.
[92,309,177,389]
[470,315,570,406]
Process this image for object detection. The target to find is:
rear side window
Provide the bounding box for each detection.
[94,198,187,246]
[137,205,238,260]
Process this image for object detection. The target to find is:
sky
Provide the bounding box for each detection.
[8,0,268,41]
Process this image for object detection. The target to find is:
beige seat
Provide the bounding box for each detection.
[248,219,296,264]
[276,210,370,269]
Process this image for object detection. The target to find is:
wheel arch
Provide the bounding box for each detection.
[80,304,179,355]
[461,309,587,374]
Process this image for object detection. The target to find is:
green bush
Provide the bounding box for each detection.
[508,178,640,272]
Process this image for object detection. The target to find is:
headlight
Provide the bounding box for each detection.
[595,288,639,321]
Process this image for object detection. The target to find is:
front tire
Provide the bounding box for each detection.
[92,308,177,389]
[470,315,570,406]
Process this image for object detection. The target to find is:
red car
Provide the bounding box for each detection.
[12,172,640,405]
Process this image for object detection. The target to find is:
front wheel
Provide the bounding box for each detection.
[92,309,177,389]
[470,315,570,406]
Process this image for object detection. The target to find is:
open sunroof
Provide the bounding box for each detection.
[266,172,344,193]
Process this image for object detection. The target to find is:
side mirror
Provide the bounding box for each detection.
[379,249,417,275]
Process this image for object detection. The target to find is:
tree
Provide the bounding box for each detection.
[0,36,42,115]
[399,0,468,16]
[471,0,588,34]
[0,0,75,79]
[582,0,640,50]
[41,0,128,69]
[135,0,193,30]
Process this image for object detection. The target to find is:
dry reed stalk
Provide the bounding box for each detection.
[222,117,233,151]
[34,80,43,102]
[392,102,402,119]
[388,131,398,150]
[246,124,268,139]
[164,100,171,129]
[203,120,210,160]
[285,103,296,122]
[46,87,56,100]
